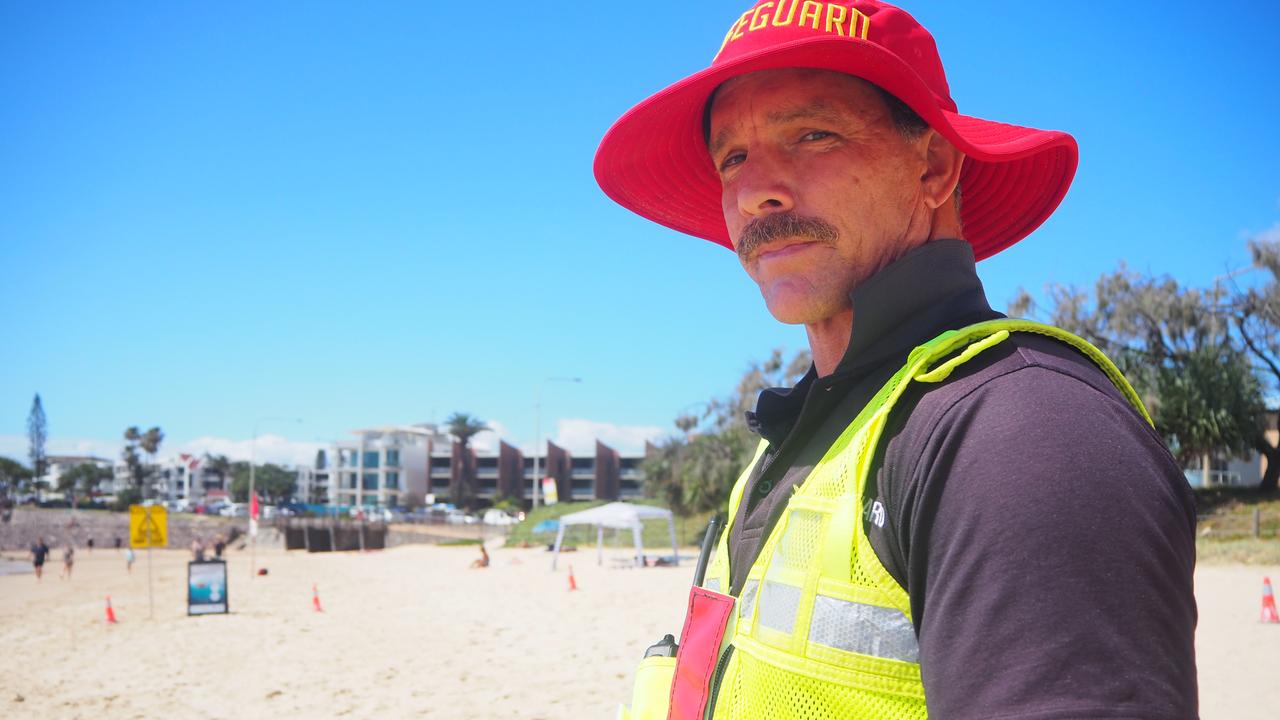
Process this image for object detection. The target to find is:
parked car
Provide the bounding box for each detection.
[219,503,247,518]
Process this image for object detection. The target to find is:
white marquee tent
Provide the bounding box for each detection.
[550,502,679,570]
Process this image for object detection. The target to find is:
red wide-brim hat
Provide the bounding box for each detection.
[594,0,1077,261]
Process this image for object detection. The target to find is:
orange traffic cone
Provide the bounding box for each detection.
[104,596,118,624]
[1263,577,1279,623]
[312,583,323,613]
[568,565,578,592]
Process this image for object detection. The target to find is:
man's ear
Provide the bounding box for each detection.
[921,130,965,210]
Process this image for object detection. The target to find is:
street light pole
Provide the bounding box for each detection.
[532,377,581,508]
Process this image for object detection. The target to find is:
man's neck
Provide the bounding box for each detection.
[805,307,854,377]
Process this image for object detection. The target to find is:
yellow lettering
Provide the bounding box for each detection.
[716,25,737,57]
[771,0,798,27]
[749,2,774,31]
[825,4,847,36]
[799,1,822,30]
[731,9,753,40]
[852,8,870,39]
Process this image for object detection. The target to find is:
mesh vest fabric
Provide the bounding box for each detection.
[694,320,1149,719]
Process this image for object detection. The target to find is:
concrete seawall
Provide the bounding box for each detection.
[0,507,283,553]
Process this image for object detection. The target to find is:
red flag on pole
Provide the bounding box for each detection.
[250,493,260,521]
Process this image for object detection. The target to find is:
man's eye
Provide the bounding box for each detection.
[801,131,833,142]
[720,152,746,171]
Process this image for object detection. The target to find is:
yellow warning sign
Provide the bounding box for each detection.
[130,504,168,548]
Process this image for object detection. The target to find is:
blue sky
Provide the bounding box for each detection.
[2,1,1277,466]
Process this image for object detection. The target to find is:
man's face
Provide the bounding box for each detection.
[708,69,932,326]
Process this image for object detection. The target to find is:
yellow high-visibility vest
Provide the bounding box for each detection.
[621,320,1150,720]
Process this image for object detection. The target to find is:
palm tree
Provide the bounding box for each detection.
[445,412,490,510]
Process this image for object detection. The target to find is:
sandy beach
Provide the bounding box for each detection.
[0,543,1275,719]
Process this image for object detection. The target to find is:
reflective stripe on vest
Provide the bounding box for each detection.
[692,320,1149,720]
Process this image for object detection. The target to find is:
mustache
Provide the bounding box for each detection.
[736,213,839,262]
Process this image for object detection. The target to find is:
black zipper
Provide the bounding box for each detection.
[703,644,735,720]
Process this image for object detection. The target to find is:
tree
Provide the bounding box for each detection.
[204,453,232,484]
[122,425,163,497]
[1011,264,1266,489]
[56,463,114,509]
[445,412,490,509]
[27,394,47,492]
[229,462,297,505]
[644,347,811,516]
[1232,235,1280,491]
[0,456,33,501]
[122,427,147,494]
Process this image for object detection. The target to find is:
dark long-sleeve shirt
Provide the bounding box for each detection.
[727,239,1198,719]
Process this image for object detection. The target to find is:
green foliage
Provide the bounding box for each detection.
[56,463,114,507]
[644,347,810,517]
[1154,346,1263,464]
[27,393,47,482]
[490,494,521,513]
[0,456,33,498]
[111,487,142,511]
[1013,262,1268,486]
[445,411,490,510]
[121,425,163,495]
[229,461,297,505]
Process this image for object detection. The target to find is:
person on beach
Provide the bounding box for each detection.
[60,544,74,580]
[191,537,206,562]
[125,546,136,574]
[214,535,226,559]
[114,535,122,551]
[597,2,1198,717]
[87,537,94,554]
[29,537,49,581]
[469,544,489,569]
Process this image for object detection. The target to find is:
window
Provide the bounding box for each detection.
[362,494,378,506]
[364,451,380,469]
[386,472,399,490]
[344,473,358,489]
[386,449,400,467]
[363,473,378,490]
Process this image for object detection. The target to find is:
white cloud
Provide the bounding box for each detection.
[0,435,122,464]
[551,418,665,456]
[0,434,323,469]
[468,419,509,454]
[1255,222,1280,245]
[176,435,324,468]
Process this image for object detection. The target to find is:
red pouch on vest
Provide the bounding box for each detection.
[668,586,735,720]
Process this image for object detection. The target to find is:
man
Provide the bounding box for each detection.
[29,536,49,582]
[597,2,1197,718]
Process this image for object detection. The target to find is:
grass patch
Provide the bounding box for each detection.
[506,500,718,549]
[439,538,483,546]
[1194,487,1280,564]
[1196,538,1280,565]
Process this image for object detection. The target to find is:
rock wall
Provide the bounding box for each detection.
[0,507,283,553]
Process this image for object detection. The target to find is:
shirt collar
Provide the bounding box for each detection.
[748,239,999,445]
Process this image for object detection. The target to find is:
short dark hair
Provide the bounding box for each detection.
[875,86,929,139]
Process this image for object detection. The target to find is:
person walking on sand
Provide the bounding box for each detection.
[60,544,74,580]
[191,537,206,562]
[214,535,226,559]
[29,537,49,581]
[125,546,136,574]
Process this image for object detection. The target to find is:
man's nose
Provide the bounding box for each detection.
[736,156,796,219]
